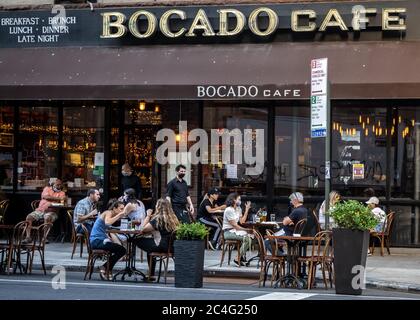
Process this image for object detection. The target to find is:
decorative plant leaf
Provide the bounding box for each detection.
[329,200,379,231]
[176,222,209,240]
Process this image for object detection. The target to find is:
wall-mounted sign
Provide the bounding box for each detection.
[353,163,365,180]
[0,1,411,48]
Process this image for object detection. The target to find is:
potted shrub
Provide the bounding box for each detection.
[330,200,379,295]
[174,222,209,288]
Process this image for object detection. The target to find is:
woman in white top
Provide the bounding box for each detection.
[318,190,340,230]
[222,192,252,266]
[366,197,386,232]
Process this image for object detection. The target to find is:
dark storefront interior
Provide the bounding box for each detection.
[0,99,419,246]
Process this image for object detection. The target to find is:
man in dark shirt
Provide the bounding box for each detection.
[282,192,308,236]
[166,164,194,223]
[121,163,142,199]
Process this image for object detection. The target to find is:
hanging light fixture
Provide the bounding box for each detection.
[365,128,369,136]
[139,101,146,111]
[155,104,160,113]
[176,101,182,142]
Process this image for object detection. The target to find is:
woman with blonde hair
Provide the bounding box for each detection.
[134,198,179,280]
[318,190,341,230]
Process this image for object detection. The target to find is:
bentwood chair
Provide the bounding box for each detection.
[297,231,334,290]
[0,200,10,224]
[253,229,285,287]
[82,225,111,281]
[370,212,395,256]
[68,210,86,259]
[31,200,41,211]
[217,216,242,268]
[29,222,52,274]
[148,232,175,284]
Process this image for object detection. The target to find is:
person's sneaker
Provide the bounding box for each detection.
[208,240,217,251]
[21,237,32,244]
[233,259,246,267]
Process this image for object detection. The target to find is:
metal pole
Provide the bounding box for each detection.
[325,81,331,229]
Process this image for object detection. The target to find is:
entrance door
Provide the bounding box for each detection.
[124,125,161,208]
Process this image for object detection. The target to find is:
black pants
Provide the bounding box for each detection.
[135,237,167,276]
[91,239,126,271]
[172,204,191,224]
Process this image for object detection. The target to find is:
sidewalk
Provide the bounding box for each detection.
[26,243,420,293]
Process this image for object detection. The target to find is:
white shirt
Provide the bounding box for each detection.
[222,206,242,230]
[319,200,336,229]
[372,207,386,224]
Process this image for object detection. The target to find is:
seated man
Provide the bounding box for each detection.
[23,179,66,243]
[265,192,308,255]
[73,189,101,235]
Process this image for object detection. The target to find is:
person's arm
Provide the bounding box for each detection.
[141,209,153,227]
[282,216,293,226]
[239,201,251,224]
[205,205,224,214]
[228,219,248,231]
[76,208,97,223]
[104,211,125,225]
[187,196,194,215]
[41,188,65,202]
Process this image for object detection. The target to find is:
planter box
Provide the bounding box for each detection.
[174,239,205,288]
[333,228,369,295]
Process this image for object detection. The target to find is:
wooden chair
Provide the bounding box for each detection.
[370,212,395,256]
[81,224,111,281]
[293,219,307,235]
[10,221,35,275]
[253,229,285,287]
[67,210,86,259]
[311,210,321,234]
[298,231,334,290]
[216,215,243,268]
[29,222,52,275]
[0,200,10,224]
[148,232,175,284]
[31,200,41,211]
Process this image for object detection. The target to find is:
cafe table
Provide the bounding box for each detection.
[107,228,146,282]
[266,234,314,289]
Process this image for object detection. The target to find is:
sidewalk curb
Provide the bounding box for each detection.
[29,263,420,294]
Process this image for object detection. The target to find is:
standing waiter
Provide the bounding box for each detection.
[166,164,194,224]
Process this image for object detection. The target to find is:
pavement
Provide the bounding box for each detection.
[12,242,420,295]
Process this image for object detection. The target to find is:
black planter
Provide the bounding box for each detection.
[333,228,369,295]
[174,239,205,288]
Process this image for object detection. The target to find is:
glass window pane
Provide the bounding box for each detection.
[17,106,58,192]
[63,105,105,193]
[202,102,267,196]
[274,105,325,196]
[332,106,387,198]
[389,206,420,246]
[0,106,14,191]
[391,107,420,200]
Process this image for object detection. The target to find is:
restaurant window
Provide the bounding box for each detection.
[110,105,121,197]
[63,105,105,193]
[274,105,325,197]
[17,106,58,192]
[332,105,387,198]
[202,102,268,197]
[0,106,14,191]
[391,107,420,200]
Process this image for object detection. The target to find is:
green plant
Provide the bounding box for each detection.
[176,222,209,240]
[329,200,379,231]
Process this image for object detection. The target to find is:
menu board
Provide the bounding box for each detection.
[0,133,13,147]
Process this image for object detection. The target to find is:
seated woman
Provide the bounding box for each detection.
[222,192,252,266]
[197,187,226,250]
[89,201,135,280]
[318,190,340,230]
[134,198,179,280]
[366,197,386,232]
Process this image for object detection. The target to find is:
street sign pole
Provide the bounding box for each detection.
[311,58,330,229]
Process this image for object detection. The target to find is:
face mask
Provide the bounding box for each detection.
[53,186,61,192]
[178,173,185,179]
[122,172,131,177]
[236,200,241,206]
